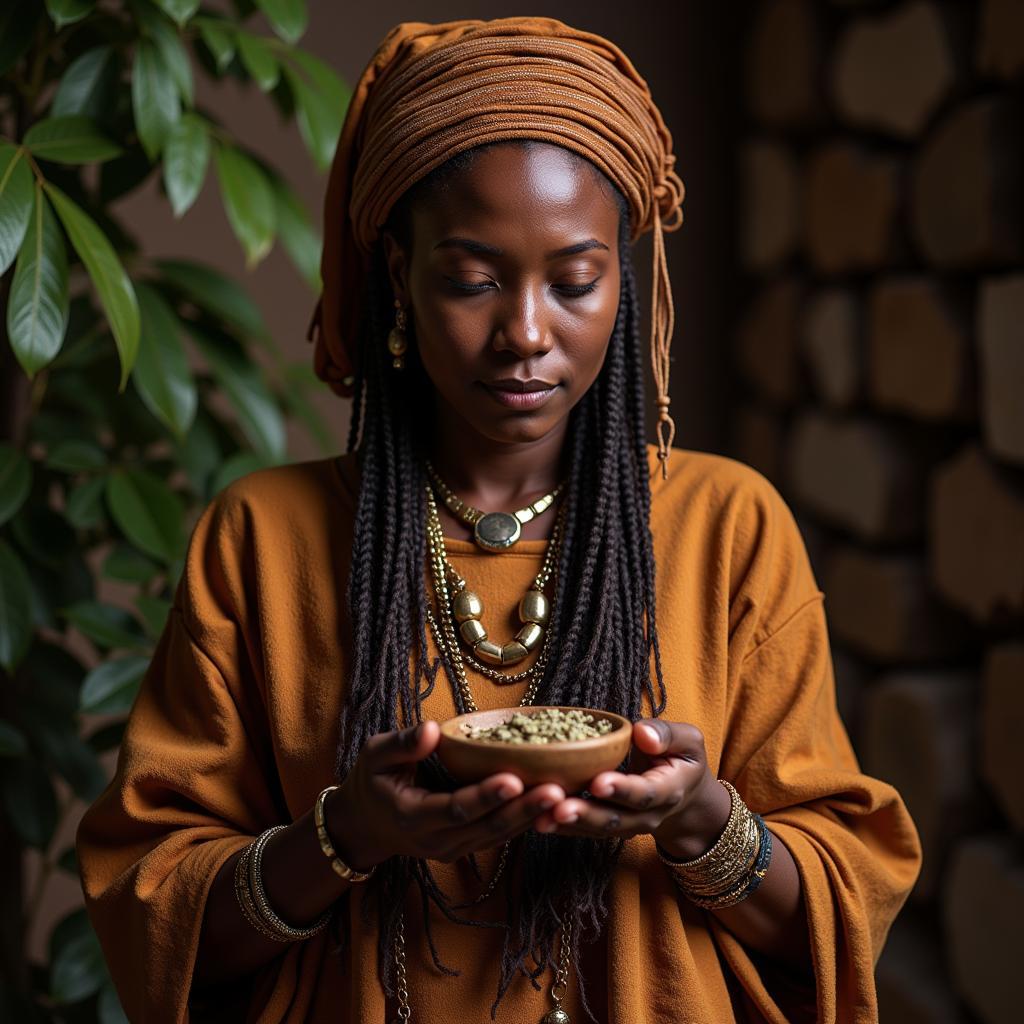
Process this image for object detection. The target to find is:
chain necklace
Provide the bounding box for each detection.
[426,460,565,552]
[389,485,574,1023]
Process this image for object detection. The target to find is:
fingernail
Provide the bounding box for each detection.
[497,785,516,800]
[539,799,556,811]
[562,812,578,824]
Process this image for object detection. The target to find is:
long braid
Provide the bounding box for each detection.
[332,142,667,1022]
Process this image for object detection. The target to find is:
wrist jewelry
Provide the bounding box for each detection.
[314,785,376,882]
[234,842,288,942]
[656,780,773,910]
[426,460,564,552]
[240,825,334,941]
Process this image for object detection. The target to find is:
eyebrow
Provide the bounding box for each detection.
[432,236,610,259]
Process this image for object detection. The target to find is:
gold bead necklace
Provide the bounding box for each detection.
[426,485,564,671]
[426,460,565,552]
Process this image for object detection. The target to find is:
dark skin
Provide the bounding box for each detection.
[193,143,810,993]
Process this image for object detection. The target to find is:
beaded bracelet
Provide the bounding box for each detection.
[234,842,288,942]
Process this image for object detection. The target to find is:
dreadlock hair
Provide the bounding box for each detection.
[332,140,668,1023]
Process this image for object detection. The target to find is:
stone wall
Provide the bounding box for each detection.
[728,2,1024,1021]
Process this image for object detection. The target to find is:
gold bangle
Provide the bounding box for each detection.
[247,826,334,941]
[314,785,376,883]
[234,842,291,942]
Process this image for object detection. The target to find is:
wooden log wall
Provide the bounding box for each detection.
[730,2,1024,1021]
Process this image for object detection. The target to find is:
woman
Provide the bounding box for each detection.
[77,16,921,1024]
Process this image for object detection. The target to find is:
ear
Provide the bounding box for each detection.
[381,230,411,307]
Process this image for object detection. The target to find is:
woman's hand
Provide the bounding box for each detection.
[533,718,732,859]
[328,721,565,869]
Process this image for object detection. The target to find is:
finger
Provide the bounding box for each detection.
[587,771,668,810]
[534,800,655,838]
[362,721,440,771]
[632,719,705,761]
[402,772,527,828]
[448,783,566,847]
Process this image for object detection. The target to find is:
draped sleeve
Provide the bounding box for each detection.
[709,470,922,1024]
[76,488,285,1023]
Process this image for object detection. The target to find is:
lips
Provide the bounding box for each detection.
[480,378,559,410]
[484,378,558,393]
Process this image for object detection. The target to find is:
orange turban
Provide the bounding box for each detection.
[307,16,685,470]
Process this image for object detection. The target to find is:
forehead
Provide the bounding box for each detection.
[408,143,620,252]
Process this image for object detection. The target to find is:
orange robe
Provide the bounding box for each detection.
[77,446,921,1022]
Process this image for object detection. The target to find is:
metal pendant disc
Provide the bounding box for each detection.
[474,512,521,551]
[541,1010,571,1024]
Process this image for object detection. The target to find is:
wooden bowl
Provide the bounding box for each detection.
[437,706,633,794]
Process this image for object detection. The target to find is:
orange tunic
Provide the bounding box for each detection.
[76,446,921,1023]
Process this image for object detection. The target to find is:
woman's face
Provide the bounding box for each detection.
[383,143,622,448]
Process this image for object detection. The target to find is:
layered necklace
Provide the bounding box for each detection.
[388,482,575,1024]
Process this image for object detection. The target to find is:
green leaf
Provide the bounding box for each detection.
[194,16,235,72]
[52,45,115,119]
[0,721,28,757]
[176,408,222,496]
[45,183,140,390]
[289,48,349,115]
[80,655,149,714]
[162,113,209,218]
[192,330,286,461]
[99,981,129,1024]
[152,0,199,25]
[0,446,32,527]
[237,32,278,91]
[51,927,106,1003]
[255,0,307,44]
[46,439,107,472]
[105,469,184,564]
[155,259,269,339]
[283,66,339,171]
[86,719,126,754]
[142,7,195,106]
[0,144,33,277]
[136,594,171,637]
[131,38,181,159]
[270,175,320,288]
[1,757,57,848]
[0,542,32,671]
[133,283,197,437]
[101,544,160,584]
[45,0,94,29]
[63,600,147,651]
[66,476,107,529]
[211,450,267,494]
[7,186,69,377]
[23,116,121,164]
[214,145,275,267]
[34,723,107,801]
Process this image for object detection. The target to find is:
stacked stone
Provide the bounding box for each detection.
[732,3,1024,1022]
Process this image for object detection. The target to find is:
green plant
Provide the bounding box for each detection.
[0,1,346,1018]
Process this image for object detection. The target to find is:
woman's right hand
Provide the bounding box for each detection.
[326,720,564,869]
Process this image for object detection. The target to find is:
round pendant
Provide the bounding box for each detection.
[474,511,521,551]
[541,1010,571,1024]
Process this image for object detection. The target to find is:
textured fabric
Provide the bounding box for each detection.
[308,17,685,468]
[77,446,921,1023]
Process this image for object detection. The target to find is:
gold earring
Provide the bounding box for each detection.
[387,300,408,370]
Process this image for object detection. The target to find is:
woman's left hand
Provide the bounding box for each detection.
[533,718,731,858]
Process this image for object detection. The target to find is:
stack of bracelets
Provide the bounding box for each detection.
[655,780,773,910]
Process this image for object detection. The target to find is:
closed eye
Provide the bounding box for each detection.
[443,277,600,298]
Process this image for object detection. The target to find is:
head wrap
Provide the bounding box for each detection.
[308,16,685,472]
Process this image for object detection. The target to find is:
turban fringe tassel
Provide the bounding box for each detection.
[310,18,685,473]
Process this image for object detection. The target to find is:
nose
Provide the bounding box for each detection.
[491,283,552,359]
